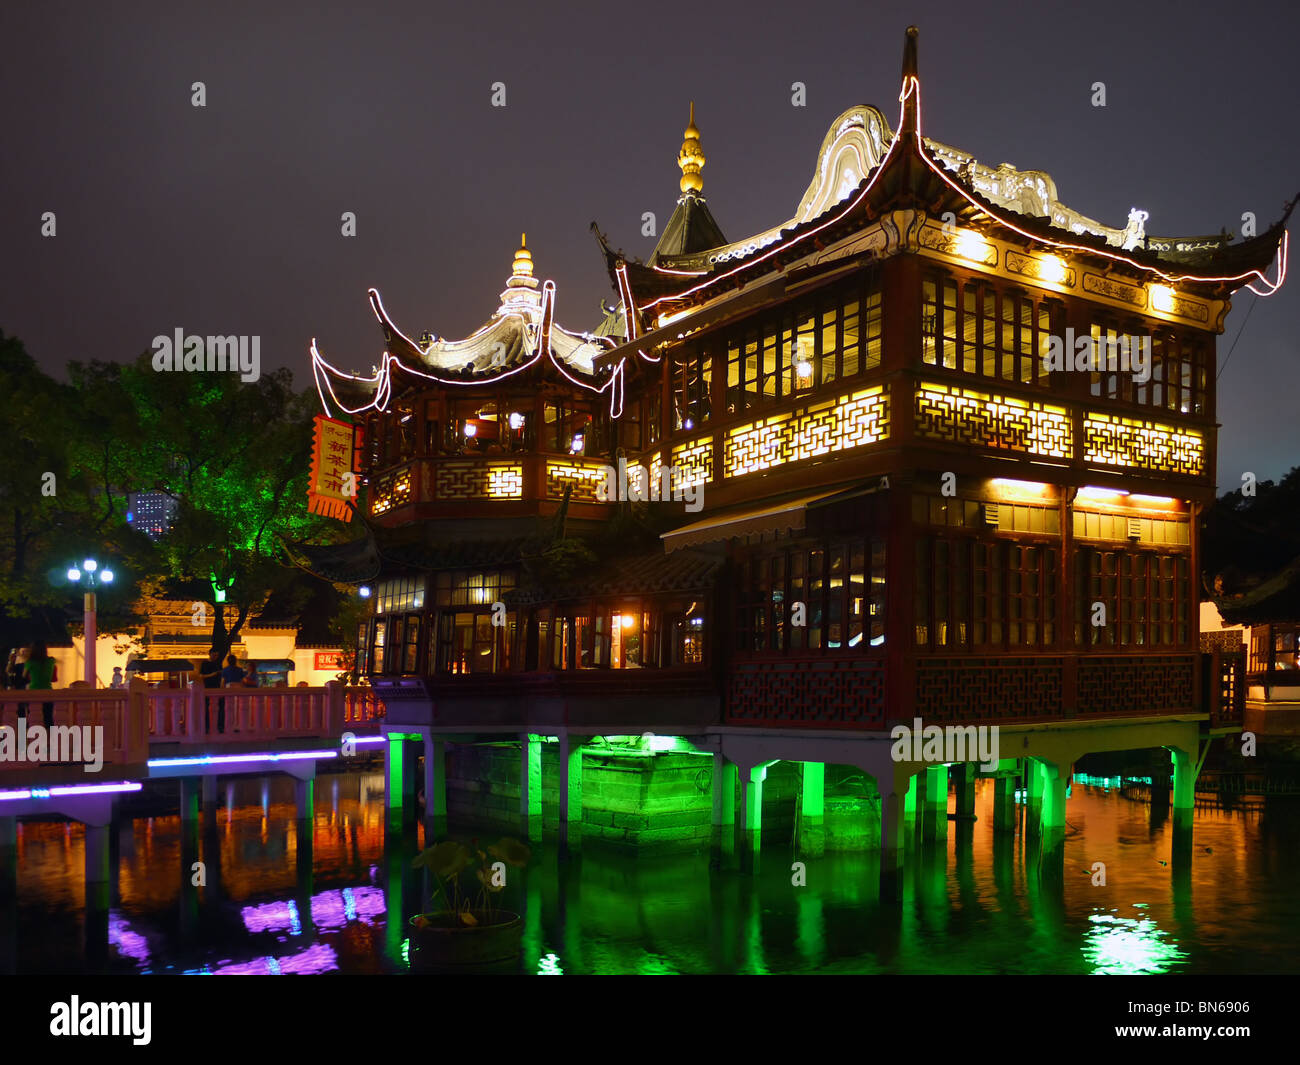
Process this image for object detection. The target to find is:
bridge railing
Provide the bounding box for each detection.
[0,688,150,771]
[143,681,383,744]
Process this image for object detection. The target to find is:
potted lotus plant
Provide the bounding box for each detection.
[408,837,531,971]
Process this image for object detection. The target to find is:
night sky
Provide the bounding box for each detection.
[2,0,1297,486]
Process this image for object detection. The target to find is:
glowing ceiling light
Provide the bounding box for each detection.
[1149,284,1175,312]
[795,358,813,379]
[463,423,477,437]
[101,570,114,583]
[358,586,372,599]
[991,478,1049,492]
[1078,486,1129,500]
[1039,255,1067,284]
[954,229,989,261]
[83,559,97,572]
[508,412,525,430]
[1128,494,1177,505]
[67,568,81,582]
[618,614,636,628]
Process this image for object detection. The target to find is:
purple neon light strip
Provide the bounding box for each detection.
[148,750,339,769]
[0,781,142,801]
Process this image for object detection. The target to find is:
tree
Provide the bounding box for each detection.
[69,352,340,659]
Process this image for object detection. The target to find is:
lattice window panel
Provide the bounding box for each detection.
[435,461,523,500]
[545,461,607,503]
[913,658,1065,722]
[370,467,413,515]
[670,439,713,488]
[1083,414,1204,476]
[724,387,890,478]
[486,465,524,499]
[726,658,885,727]
[915,382,1072,459]
[1076,655,1195,713]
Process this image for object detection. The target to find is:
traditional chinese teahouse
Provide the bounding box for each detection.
[302,27,1291,877]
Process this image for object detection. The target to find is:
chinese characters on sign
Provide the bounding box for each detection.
[307,415,357,521]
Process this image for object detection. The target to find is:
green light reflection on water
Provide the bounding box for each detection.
[1082,910,1186,975]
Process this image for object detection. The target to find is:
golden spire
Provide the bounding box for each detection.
[678,101,705,195]
[512,232,533,278]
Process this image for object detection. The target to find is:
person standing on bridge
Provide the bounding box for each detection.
[199,647,225,734]
[22,642,57,728]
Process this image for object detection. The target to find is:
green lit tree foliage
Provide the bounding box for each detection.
[69,351,337,658]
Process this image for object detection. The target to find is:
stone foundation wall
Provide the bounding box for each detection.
[441,743,882,853]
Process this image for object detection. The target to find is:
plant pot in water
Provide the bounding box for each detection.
[408,911,523,972]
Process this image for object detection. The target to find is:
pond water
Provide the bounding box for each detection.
[4,769,1298,974]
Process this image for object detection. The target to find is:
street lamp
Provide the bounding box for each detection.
[68,558,113,688]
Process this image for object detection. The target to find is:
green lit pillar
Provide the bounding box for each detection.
[903,773,918,834]
[800,762,825,858]
[1037,760,1067,883]
[423,737,447,842]
[520,734,542,843]
[1170,746,1196,870]
[558,733,583,858]
[1026,758,1043,837]
[993,759,1017,834]
[385,733,406,835]
[739,764,767,875]
[710,754,737,871]
[922,764,948,842]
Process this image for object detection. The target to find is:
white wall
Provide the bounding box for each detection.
[1200,601,1247,645]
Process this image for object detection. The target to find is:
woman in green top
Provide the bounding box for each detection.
[22,642,57,728]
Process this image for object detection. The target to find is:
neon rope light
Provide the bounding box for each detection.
[147,751,339,769]
[0,781,142,802]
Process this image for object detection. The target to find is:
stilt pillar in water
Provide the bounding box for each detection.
[84,819,111,966]
[739,764,767,875]
[0,817,16,902]
[1037,760,1068,882]
[800,762,825,857]
[955,762,976,821]
[922,764,948,842]
[880,785,907,902]
[903,773,918,838]
[1026,758,1043,837]
[384,733,410,835]
[710,754,737,871]
[993,760,1017,834]
[1170,746,1196,869]
[519,734,542,843]
[423,737,447,841]
[558,733,583,858]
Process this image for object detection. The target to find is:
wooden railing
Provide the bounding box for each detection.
[0,683,384,764]
[0,688,150,771]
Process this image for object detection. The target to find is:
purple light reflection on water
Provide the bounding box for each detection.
[108,914,151,967]
[239,886,386,935]
[211,943,339,975]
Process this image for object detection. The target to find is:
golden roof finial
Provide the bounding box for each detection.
[678,101,705,195]
[512,232,533,278]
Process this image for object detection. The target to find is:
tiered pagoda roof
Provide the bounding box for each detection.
[311,236,620,418]
[593,27,1292,356]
